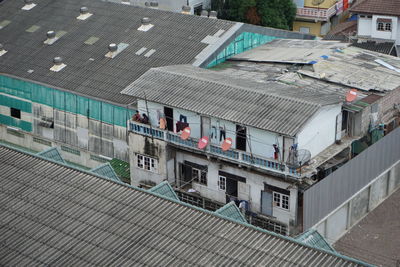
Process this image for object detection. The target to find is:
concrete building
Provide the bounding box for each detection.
[293,0,353,37]
[0,144,371,266]
[122,39,400,236]
[0,0,312,173]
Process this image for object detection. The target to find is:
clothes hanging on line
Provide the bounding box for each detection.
[179,114,187,123]
[176,121,189,132]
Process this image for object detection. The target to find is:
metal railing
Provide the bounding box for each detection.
[128,120,300,177]
[175,189,288,235]
[296,5,337,21]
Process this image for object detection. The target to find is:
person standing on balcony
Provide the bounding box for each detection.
[141,113,149,124]
[132,110,141,122]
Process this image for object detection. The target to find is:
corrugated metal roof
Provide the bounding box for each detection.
[0,0,236,105]
[148,181,180,201]
[296,229,336,252]
[0,144,369,266]
[121,65,342,136]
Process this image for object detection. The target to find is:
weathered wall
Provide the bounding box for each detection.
[129,132,168,186]
[174,150,298,226]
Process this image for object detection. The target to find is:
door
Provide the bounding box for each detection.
[236,125,246,151]
[225,177,238,203]
[261,190,273,216]
[201,116,211,137]
[283,137,294,163]
[164,107,174,131]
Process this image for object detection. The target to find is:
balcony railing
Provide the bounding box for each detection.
[296,5,337,21]
[128,120,300,177]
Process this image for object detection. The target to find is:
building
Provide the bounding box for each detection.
[293,0,352,37]
[350,0,400,54]
[122,39,400,237]
[103,0,210,15]
[0,0,312,173]
[0,144,370,266]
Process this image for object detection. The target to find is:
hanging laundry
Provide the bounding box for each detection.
[159,117,166,129]
[219,125,226,141]
[179,114,187,123]
[209,126,217,140]
[176,121,189,132]
[273,144,280,160]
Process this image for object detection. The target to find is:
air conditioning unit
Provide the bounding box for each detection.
[39,117,54,128]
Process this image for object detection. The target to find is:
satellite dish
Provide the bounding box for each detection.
[346,89,358,102]
[181,127,191,140]
[221,138,233,151]
[312,0,325,5]
[297,149,311,167]
[198,136,209,149]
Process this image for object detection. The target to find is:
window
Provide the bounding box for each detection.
[137,154,157,172]
[10,108,21,119]
[273,192,290,210]
[377,21,392,31]
[218,175,226,191]
[192,168,207,185]
[299,27,310,34]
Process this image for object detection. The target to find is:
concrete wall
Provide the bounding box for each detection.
[129,132,169,187]
[296,104,341,158]
[0,124,114,169]
[312,160,400,243]
[174,150,298,226]
[358,16,372,36]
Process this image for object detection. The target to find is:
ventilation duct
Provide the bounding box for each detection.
[181,5,191,15]
[138,17,154,31]
[209,11,218,19]
[50,57,66,72]
[44,31,58,45]
[200,10,208,17]
[77,7,93,20]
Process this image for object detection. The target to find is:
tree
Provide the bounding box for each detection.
[212,0,297,30]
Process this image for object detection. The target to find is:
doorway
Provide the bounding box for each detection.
[236,125,246,151]
[261,190,273,216]
[164,107,174,131]
[201,116,211,137]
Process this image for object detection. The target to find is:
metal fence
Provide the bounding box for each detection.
[304,127,400,229]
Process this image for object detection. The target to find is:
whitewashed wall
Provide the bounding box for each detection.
[371,15,398,40]
[296,104,341,158]
[358,16,372,36]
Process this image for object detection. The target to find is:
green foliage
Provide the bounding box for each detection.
[212,0,297,30]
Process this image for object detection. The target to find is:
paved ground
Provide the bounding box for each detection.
[334,188,400,267]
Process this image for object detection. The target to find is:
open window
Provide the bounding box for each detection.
[10,107,21,119]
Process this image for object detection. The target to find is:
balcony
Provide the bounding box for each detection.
[296,4,337,21]
[128,120,300,177]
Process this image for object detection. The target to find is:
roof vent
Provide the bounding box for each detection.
[77,7,93,20]
[138,17,154,32]
[0,44,7,57]
[50,57,66,72]
[44,30,58,45]
[181,5,191,15]
[105,43,129,58]
[150,1,158,8]
[145,2,150,6]
[22,0,37,10]
[200,10,208,17]
[209,11,218,19]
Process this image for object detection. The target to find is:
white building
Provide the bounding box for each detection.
[351,0,400,45]
[121,65,345,233]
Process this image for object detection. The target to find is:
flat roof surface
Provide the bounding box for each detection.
[0,145,368,266]
[334,187,400,267]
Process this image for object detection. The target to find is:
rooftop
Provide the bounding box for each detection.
[0,0,312,106]
[350,0,400,17]
[122,64,343,136]
[0,145,369,266]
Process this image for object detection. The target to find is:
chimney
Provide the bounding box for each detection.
[22,0,36,10]
[138,17,154,31]
[181,5,191,15]
[50,57,66,72]
[77,7,92,20]
[200,10,208,17]
[150,1,158,9]
[209,11,218,19]
[0,44,7,57]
